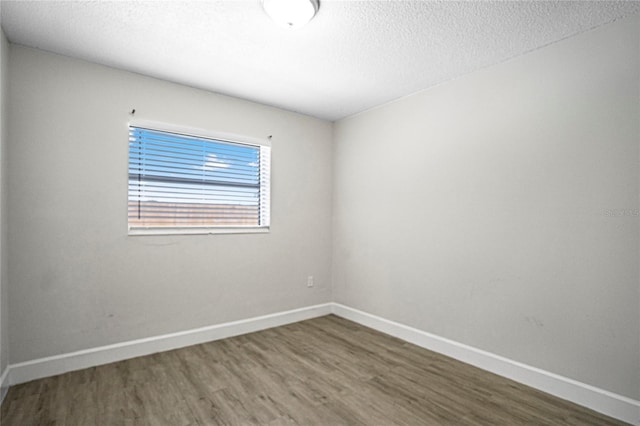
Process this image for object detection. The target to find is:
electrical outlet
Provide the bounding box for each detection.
[307,275,314,288]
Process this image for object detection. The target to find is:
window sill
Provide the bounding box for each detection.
[128,227,270,236]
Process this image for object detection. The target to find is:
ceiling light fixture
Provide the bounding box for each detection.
[262,0,319,29]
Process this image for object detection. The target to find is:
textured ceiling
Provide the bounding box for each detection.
[2,1,640,121]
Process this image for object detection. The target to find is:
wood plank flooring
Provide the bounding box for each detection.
[0,315,629,425]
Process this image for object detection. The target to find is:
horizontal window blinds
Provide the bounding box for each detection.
[128,126,270,229]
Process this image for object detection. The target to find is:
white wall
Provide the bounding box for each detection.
[0,26,8,386]
[333,16,639,400]
[8,45,333,363]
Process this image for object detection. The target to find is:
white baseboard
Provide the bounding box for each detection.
[331,303,640,426]
[0,366,8,404]
[9,303,332,387]
[5,302,638,425]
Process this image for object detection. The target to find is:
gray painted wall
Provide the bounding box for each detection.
[332,16,639,399]
[0,27,8,380]
[8,45,333,363]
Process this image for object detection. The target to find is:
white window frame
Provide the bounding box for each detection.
[128,119,271,236]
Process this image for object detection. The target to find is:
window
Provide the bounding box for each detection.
[128,124,270,235]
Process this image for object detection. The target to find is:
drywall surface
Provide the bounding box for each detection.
[333,16,639,399]
[8,45,333,363]
[0,28,8,379]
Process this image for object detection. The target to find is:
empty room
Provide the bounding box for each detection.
[0,0,638,424]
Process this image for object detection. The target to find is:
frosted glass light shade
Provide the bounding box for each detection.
[262,0,319,29]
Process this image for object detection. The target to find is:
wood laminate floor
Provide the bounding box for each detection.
[0,315,628,425]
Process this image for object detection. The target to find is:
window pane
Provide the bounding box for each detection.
[128,126,270,230]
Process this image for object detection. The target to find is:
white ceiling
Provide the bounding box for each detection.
[2,1,639,121]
